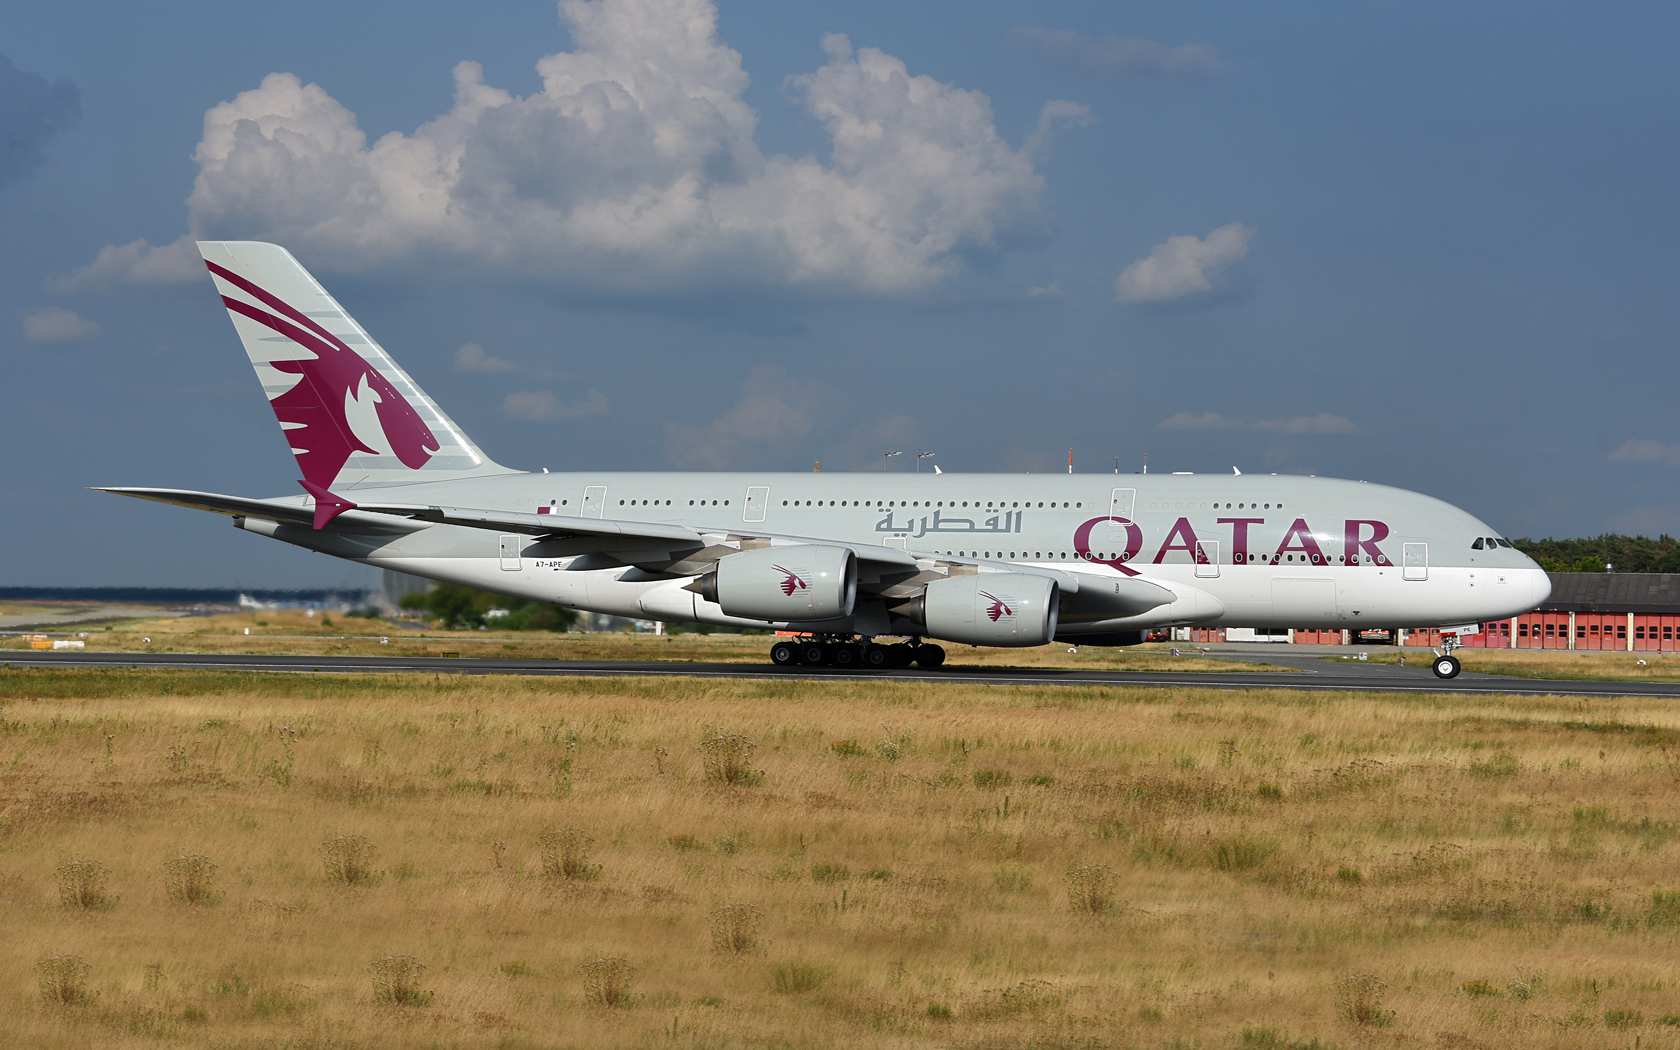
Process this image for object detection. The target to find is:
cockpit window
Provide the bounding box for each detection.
[1471,538,1484,550]
[1495,538,1513,549]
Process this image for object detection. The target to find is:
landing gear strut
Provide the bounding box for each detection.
[1430,633,1462,679]
[769,636,946,671]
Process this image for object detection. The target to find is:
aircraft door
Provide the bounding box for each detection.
[1110,488,1136,520]
[1194,539,1220,578]
[581,486,606,519]
[1403,542,1428,581]
[499,534,521,571]
[744,486,769,522]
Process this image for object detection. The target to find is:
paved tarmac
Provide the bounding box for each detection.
[5,648,1679,699]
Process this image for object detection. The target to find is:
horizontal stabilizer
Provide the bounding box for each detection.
[95,487,426,534]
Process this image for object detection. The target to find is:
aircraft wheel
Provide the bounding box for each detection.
[890,644,915,668]
[801,642,829,666]
[831,644,861,669]
[864,646,890,669]
[770,641,799,667]
[1432,654,1461,679]
[914,644,945,668]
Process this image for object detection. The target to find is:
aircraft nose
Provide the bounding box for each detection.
[1530,568,1553,608]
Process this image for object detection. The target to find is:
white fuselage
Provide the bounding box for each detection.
[272,469,1549,635]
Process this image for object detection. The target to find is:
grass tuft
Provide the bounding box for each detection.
[771,960,830,994]
[369,954,432,1006]
[699,731,762,786]
[1334,972,1394,1027]
[538,826,600,880]
[1065,863,1119,914]
[579,956,635,1007]
[709,902,762,954]
[319,834,378,885]
[1214,833,1277,872]
[163,852,219,904]
[55,859,113,910]
[35,954,92,1005]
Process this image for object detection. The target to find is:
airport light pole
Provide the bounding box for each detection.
[883,450,900,471]
[916,450,935,473]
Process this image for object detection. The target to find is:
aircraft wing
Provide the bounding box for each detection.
[355,504,926,572]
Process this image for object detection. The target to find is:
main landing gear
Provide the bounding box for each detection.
[1430,634,1462,680]
[770,636,946,671]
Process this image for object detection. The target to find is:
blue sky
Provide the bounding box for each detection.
[2,0,1677,588]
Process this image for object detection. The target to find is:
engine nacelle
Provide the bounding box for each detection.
[696,545,856,622]
[920,573,1059,647]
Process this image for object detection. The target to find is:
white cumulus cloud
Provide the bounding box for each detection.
[1159,410,1358,435]
[22,306,99,342]
[501,389,610,422]
[1010,27,1223,79]
[1115,222,1254,304]
[1255,414,1358,435]
[1157,411,1236,432]
[455,342,518,374]
[665,364,833,468]
[58,0,1073,299]
[1608,438,1680,467]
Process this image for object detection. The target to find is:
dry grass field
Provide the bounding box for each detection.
[4,668,1680,1049]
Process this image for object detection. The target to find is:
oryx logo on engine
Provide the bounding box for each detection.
[980,591,1014,622]
[773,565,808,597]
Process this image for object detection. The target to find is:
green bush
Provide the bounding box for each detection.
[401,583,576,631]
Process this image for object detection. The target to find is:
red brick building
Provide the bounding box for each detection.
[1187,573,1680,652]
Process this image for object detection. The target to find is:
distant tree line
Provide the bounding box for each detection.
[402,584,577,631]
[1511,534,1680,573]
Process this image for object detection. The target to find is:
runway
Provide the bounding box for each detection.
[6,648,1680,699]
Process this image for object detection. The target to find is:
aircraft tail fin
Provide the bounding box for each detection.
[197,241,516,492]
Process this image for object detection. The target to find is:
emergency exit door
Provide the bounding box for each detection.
[581,486,606,518]
[1403,542,1428,581]
[1110,488,1136,520]
[1194,539,1220,578]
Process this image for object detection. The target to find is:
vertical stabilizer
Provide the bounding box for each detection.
[198,240,516,491]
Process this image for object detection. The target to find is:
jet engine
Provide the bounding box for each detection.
[897,573,1059,647]
[692,545,857,622]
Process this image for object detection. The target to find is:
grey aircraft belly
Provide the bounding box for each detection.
[102,242,1551,675]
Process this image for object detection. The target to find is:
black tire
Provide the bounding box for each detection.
[864,646,890,669]
[801,643,829,666]
[914,644,946,668]
[890,644,915,668]
[770,641,799,667]
[1432,654,1461,679]
[831,644,860,668]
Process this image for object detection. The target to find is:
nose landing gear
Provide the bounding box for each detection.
[769,636,946,671]
[1430,633,1463,679]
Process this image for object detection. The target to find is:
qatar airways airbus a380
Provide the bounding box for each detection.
[103,242,1550,679]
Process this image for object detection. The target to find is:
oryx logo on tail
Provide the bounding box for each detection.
[205,260,438,490]
[774,565,808,597]
[980,591,1014,622]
